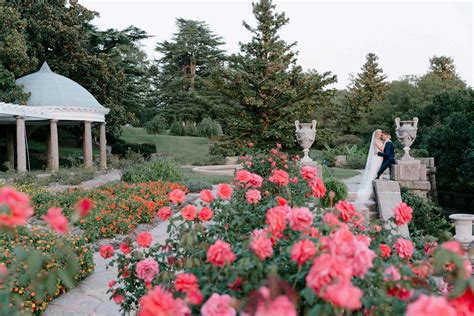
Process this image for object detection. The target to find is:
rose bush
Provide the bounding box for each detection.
[104,147,474,315]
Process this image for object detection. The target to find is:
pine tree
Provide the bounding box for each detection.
[220,0,336,151]
[154,18,226,123]
[345,53,388,134]
[428,56,458,81]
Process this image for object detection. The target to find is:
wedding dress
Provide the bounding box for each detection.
[356,131,384,203]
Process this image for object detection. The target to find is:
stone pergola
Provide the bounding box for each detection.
[0,62,110,172]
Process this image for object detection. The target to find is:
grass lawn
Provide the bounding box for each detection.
[121,126,218,165]
[324,167,359,180]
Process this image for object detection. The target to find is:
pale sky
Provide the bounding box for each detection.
[80,0,473,88]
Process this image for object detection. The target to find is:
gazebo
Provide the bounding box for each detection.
[0,62,110,172]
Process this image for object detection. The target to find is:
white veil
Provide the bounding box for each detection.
[356,131,378,202]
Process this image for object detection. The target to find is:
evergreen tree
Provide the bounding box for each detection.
[428,55,458,81]
[154,18,226,123]
[345,53,388,134]
[220,0,336,151]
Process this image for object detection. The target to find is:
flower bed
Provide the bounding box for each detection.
[103,146,474,315]
[32,181,186,241]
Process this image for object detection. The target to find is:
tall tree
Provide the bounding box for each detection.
[219,0,336,152]
[345,53,388,134]
[154,18,227,123]
[428,55,458,81]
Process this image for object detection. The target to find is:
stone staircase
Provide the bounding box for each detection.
[344,172,378,223]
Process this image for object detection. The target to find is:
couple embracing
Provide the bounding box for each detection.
[356,129,395,203]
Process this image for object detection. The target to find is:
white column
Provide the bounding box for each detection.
[48,119,59,171]
[99,122,107,170]
[15,116,26,172]
[83,121,93,169]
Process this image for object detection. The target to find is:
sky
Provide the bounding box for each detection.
[80,0,473,88]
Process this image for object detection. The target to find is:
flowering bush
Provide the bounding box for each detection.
[32,181,186,241]
[0,187,94,315]
[104,147,474,315]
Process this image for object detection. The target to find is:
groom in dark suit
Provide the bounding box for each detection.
[376,130,395,179]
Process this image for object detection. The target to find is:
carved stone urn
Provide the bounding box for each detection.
[395,117,418,160]
[295,120,317,163]
[449,214,474,249]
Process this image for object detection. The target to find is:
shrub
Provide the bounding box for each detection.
[183,121,198,136]
[122,159,182,183]
[182,180,212,192]
[401,187,451,239]
[111,140,156,158]
[320,177,348,207]
[169,121,184,136]
[345,145,368,169]
[144,115,167,135]
[197,118,223,138]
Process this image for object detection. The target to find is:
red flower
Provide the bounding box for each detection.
[393,238,414,260]
[181,204,196,221]
[301,166,317,180]
[157,207,172,221]
[175,273,199,293]
[43,207,69,234]
[201,293,236,316]
[119,242,131,254]
[291,239,316,266]
[139,285,186,316]
[265,206,287,238]
[234,170,251,183]
[0,187,34,228]
[200,189,215,204]
[255,287,297,316]
[406,294,456,316]
[169,189,186,205]
[100,244,114,259]
[379,244,391,258]
[137,231,153,248]
[393,202,413,226]
[136,258,159,284]
[75,198,94,217]
[113,293,124,304]
[207,240,235,267]
[322,281,363,310]
[308,178,326,198]
[187,289,203,305]
[288,207,313,231]
[217,184,233,200]
[449,287,474,316]
[198,207,213,222]
[335,200,356,223]
[250,234,273,260]
[269,169,289,186]
[245,189,262,204]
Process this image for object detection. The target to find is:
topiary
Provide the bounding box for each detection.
[320,177,348,207]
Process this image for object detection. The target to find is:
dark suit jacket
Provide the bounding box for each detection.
[377,140,395,161]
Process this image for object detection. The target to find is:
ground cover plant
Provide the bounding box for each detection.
[32,181,186,242]
[103,146,474,315]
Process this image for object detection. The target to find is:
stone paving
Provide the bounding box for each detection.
[48,170,122,192]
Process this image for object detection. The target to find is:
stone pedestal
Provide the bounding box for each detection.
[391,159,430,198]
[15,116,27,172]
[300,160,323,179]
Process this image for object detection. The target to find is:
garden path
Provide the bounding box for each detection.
[47,170,122,192]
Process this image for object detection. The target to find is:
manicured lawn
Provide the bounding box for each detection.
[121,126,220,165]
[324,167,359,180]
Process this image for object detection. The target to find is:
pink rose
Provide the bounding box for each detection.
[234,170,251,183]
[75,198,94,217]
[245,189,262,204]
[181,204,196,221]
[120,242,131,254]
[200,189,215,204]
[288,207,313,231]
[175,273,199,293]
[335,200,356,223]
[201,293,236,316]
[301,166,317,180]
[0,187,33,227]
[198,207,213,222]
[157,206,172,221]
[136,258,159,284]
[108,279,116,288]
[250,234,273,260]
[308,178,326,198]
[255,287,297,316]
[187,289,203,305]
[306,253,352,294]
[442,240,465,256]
[269,169,289,186]
[137,231,153,248]
[139,285,184,316]
[217,183,233,200]
[322,281,363,310]
[42,207,69,234]
[290,239,316,266]
[379,244,391,258]
[207,240,236,267]
[393,238,414,259]
[393,202,413,226]
[100,244,114,259]
[383,265,401,281]
[406,294,456,316]
[113,293,124,304]
[265,206,287,238]
[322,212,340,227]
[169,189,186,204]
[248,173,264,188]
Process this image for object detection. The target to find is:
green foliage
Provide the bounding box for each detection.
[218,0,336,151]
[183,121,198,136]
[182,180,212,192]
[169,121,184,136]
[320,177,348,207]
[401,187,451,239]
[197,117,223,138]
[145,115,167,135]
[0,227,93,314]
[121,159,183,183]
[111,139,156,158]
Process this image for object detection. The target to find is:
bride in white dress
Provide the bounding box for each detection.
[356,129,384,203]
